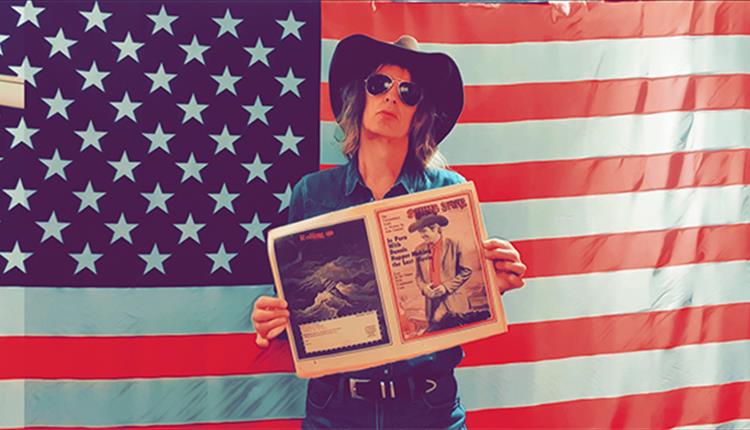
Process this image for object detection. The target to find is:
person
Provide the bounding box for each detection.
[252,34,527,429]
[409,213,489,334]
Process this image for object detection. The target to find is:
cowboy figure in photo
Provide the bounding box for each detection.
[410,213,488,333]
[252,33,528,429]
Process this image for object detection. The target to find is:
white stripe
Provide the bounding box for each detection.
[482,185,750,241]
[322,35,750,85]
[320,109,750,165]
[0,380,23,429]
[675,419,750,430]
[503,260,750,325]
[0,287,23,336]
[457,339,750,409]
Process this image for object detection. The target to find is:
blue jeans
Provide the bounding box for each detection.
[302,373,467,429]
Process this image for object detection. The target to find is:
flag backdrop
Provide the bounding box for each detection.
[1,0,749,428]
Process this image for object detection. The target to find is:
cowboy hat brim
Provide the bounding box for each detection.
[328,34,464,145]
[408,214,450,233]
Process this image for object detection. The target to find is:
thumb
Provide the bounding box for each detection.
[255,334,270,348]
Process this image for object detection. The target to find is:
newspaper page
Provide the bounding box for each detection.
[267,182,507,378]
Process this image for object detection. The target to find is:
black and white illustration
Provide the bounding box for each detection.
[274,219,390,359]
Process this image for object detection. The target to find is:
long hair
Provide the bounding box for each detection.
[335,69,447,170]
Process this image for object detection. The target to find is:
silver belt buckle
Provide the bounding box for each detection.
[349,378,369,400]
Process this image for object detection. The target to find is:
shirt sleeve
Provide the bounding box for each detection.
[287,177,306,224]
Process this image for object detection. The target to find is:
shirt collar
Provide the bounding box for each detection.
[344,154,425,197]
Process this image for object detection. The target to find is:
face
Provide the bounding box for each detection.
[361,64,418,140]
[418,224,442,244]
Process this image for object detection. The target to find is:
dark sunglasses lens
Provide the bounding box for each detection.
[399,83,422,106]
[366,74,391,95]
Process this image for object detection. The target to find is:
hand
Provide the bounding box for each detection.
[427,284,447,298]
[483,238,526,294]
[251,296,290,348]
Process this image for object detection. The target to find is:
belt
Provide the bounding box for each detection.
[320,372,448,402]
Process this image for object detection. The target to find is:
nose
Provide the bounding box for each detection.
[383,83,400,104]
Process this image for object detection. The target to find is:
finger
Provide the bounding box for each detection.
[254,316,289,337]
[252,308,290,324]
[482,238,510,249]
[267,325,287,340]
[255,334,270,348]
[255,296,288,310]
[493,261,527,277]
[506,273,525,288]
[485,247,521,262]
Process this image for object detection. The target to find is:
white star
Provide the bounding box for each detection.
[112,32,143,63]
[142,184,173,214]
[80,2,111,32]
[177,94,208,124]
[12,1,44,28]
[274,184,293,213]
[106,214,137,244]
[174,214,205,244]
[0,34,9,56]
[275,126,304,156]
[245,37,274,68]
[77,61,110,91]
[145,63,176,94]
[209,184,239,214]
[40,148,72,180]
[147,5,178,35]
[210,125,240,154]
[74,181,105,213]
[139,244,171,275]
[75,121,106,152]
[108,151,140,182]
[45,28,76,59]
[176,153,207,183]
[206,244,237,274]
[275,67,304,97]
[213,9,242,38]
[9,56,42,87]
[143,124,175,154]
[111,92,142,122]
[42,89,73,119]
[6,118,39,149]
[37,212,70,243]
[241,213,270,243]
[276,10,305,40]
[180,35,209,65]
[3,179,36,211]
[243,96,272,125]
[242,154,271,183]
[212,66,241,95]
[1,242,33,274]
[70,243,102,275]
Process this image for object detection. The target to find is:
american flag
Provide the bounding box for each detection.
[1,1,749,429]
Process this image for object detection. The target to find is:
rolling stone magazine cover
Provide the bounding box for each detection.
[267,182,508,378]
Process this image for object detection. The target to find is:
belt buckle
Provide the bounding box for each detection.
[349,378,369,400]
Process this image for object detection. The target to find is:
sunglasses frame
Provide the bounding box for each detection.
[364,73,423,107]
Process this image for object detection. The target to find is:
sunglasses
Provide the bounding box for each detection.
[364,73,423,107]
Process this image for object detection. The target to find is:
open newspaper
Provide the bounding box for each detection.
[267,182,507,378]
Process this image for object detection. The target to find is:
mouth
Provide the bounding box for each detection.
[377,110,398,119]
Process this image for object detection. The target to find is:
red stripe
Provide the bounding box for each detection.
[322,1,750,43]
[462,302,750,366]
[518,223,750,278]
[321,75,750,123]
[460,148,750,202]
[4,301,749,379]
[322,149,750,202]
[466,381,750,429]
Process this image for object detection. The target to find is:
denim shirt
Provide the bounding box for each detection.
[288,156,466,378]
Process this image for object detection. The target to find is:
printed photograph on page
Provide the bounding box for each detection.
[273,219,390,359]
[377,193,492,341]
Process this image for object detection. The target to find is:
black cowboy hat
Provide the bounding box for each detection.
[408,214,449,233]
[328,34,464,145]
